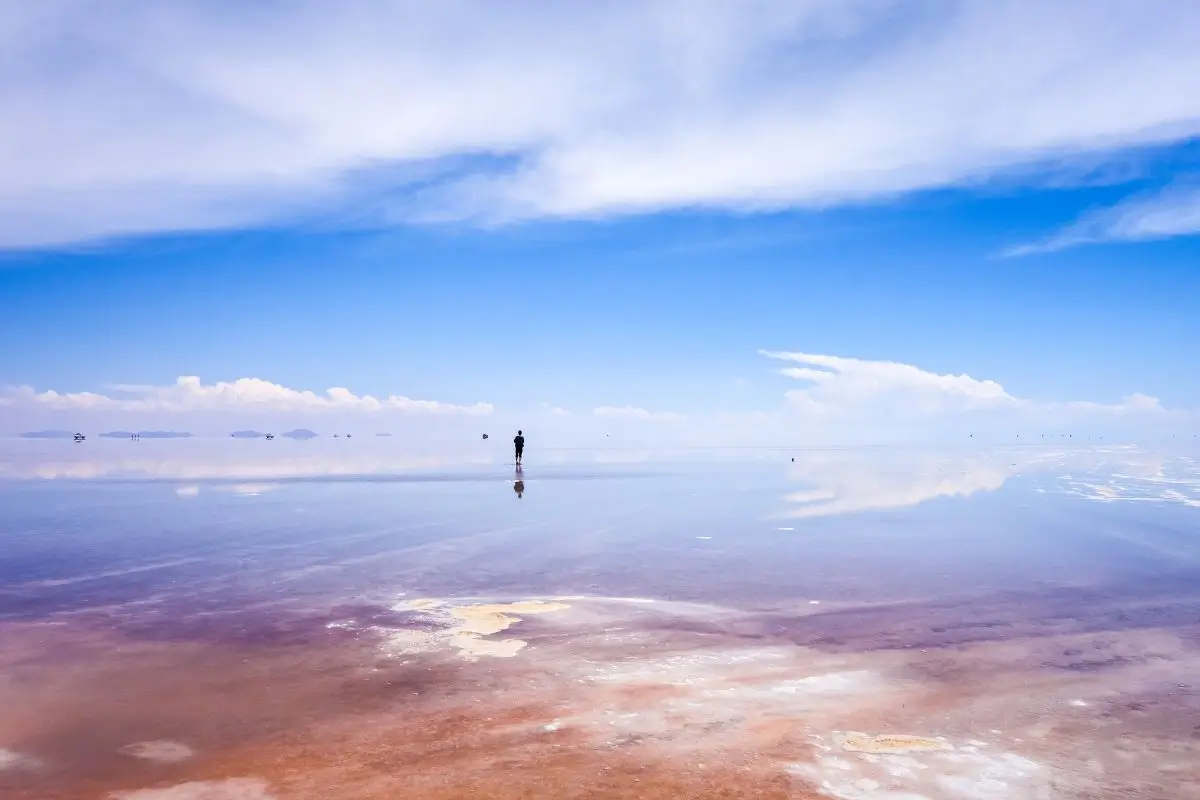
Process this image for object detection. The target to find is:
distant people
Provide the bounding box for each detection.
[514,430,525,465]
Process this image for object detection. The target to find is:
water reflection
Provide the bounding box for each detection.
[2,440,1198,515]
[778,446,1200,517]
[0,442,495,482]
[779,448,1035,518]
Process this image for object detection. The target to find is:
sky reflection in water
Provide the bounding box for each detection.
[1,440,1197,618]
[1,440,1199,799]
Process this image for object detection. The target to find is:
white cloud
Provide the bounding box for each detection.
[756,350,1184,443]
[3,1,1200,247]
[1062,393,1165,414]
[5,376,492,416]
[1006,180,1200,255]
[593,405,686,422]
[3,354,1185,446]
[760,350,1022,414]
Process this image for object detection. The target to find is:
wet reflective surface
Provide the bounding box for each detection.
[0,441,1197,799]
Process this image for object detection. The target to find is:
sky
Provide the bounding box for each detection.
[1,0,1199,445]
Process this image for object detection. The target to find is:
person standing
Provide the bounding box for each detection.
[513,430,525,466]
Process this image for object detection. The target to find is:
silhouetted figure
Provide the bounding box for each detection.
[513,479,524,499]
[482,433,489,440]
[514,430,525,465]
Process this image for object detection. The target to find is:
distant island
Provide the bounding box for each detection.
[19,429,76,439]
[230,430,268,438]
[99,431,193,439]
[280,429,319,440]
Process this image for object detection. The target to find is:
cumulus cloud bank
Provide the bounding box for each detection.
[3,353,1185,444]
[6,376,492,416]
[761,350,1021,414]
[761,350,1168,419]
[3,1,1200,248]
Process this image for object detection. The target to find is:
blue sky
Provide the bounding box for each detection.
[2,1,1199,442]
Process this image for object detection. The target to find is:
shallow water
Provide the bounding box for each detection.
[1,440,1197,799]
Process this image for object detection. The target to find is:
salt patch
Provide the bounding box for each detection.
[387,598,571,660]
[771,671,876,695]
[226,483,277,496]
[110,777,275,799]
[119,741,195,763]
[836,732,953,754]
[795,735,1051,800]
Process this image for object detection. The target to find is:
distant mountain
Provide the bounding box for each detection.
[375,433,392,437]
[19,429,76,439]
[230,430,268,438]
[280,429,319,440]
[99,430,194,439]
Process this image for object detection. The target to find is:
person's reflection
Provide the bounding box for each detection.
[513,465,524,499]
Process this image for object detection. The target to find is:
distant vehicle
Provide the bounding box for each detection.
[482,433,489,440]
[265,433,275,440]
[73,433,85,442]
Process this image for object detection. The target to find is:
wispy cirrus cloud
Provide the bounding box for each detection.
[1005,180,1200,256]
[5,376,492,416]
[2,1,1200,248]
